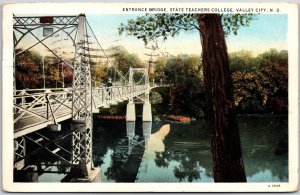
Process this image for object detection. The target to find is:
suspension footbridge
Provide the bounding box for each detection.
[13,14,164,182]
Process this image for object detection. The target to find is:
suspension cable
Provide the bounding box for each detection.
[135,73,146,85]
[85,19,128,82]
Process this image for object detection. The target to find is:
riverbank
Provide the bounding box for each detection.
[95,114,193,124]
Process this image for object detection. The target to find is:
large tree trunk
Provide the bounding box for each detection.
[197,14,247,182]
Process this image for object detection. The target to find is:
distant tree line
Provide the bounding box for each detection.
[15,46,144,89]
[230,49,288,113]
[151,48,288,117]
[15,49,73,89]
[15,48,287,115]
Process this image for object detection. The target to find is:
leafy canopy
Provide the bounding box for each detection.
[119,13,255,45]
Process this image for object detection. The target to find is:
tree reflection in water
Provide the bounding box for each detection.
[154,151,171,168]
[155,150,203,182]
[173,157,201,182]
[153,122,212,182]
[154,116,288,182]
[95,116,288,182]
[21,116,287,182]
[104,157,125,181]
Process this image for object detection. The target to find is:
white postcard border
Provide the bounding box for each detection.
[2,2,298,192]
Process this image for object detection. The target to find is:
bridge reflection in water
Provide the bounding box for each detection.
[35,120,154,182]
[33,116,288,182]
[100,121,152,182]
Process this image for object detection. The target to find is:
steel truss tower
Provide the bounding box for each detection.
[129,67,150,102]
[13,14,95,179]
[70,14,93,176]
[13,14,80,171]
[127,67,152,122]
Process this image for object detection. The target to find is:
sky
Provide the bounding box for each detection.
[86,14,287,61]
[16,14,287,63]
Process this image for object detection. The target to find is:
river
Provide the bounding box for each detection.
[36,115,288,182]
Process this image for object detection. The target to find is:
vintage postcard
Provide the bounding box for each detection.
[2,2,298,192]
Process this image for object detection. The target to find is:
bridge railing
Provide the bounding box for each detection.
[14,88,73,126]
[92,84,148,109]
[14,84,150,127]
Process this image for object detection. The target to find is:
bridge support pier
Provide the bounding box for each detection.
[126,99,136,121]
[61,120,100,182]
[142,88,152,122]
[14,165,38,182]
[14,137,26,170]
[47,124,61,132]
[142,101,152,121]
[61,160,100,182]
[14,137,39,182]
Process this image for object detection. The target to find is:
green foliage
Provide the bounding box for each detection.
[91,64,108,83]
[111,46,144,75]
[15,49,73,89]
[119,14,197,45]
[257,49,288,68]
[150,91,163,104]
[151,54,205,118]
[63,66,73,87]
[256,60,288,112]
[229,50,260,73]
[118,13,255,117]
[153,49,288,116]
[119,14,254,45]
[222,14,255,36]
[16,49,43,89]
[164,54,202,85]
[231,49,288,113]
[150,56,167,81]
[232,71,263,112]
[15,47,144,89]
[92,46,145,84]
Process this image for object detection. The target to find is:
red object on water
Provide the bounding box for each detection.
[166,115,191,123]
[97,116,126,120]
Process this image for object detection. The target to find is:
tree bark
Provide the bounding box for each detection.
[197,14,247,182]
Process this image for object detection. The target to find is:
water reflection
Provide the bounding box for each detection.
[238,116,288,182]
[142,121,152,142]
[247,169,288,182]
[136,124,169,177]
[126,122,135,138]
[133,116,288,182]
[32,116,288,183]
[102,121,149,182]
[135,123,213,182]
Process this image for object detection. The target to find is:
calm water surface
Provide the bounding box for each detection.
[37,115,288,182]
[92,115,288,182]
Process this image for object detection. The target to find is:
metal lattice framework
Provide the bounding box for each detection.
[14,137,26,170]
[13,14,166,179]
[13,85,156,138]
[14,14,76,171]
[13,16,79,26]
[13,15,78,69]
[14,88,72,137]
[128,67,150,103]
[70,14,93,173]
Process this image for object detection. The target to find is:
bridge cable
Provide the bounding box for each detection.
[85,19,128,83]
[135,73,146,85]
